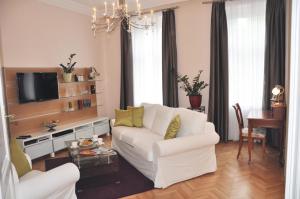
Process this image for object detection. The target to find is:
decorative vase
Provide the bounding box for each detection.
[189,95,202,109]
[63,72,72,83]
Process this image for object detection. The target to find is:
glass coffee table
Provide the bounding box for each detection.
[65,140,119,190]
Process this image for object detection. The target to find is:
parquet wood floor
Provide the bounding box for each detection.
[32,136,285,199]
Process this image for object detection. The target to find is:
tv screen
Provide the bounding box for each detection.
[17,72,59,103]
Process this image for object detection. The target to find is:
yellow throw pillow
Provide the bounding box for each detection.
[127,106,144,128]
[114,109,134,127]
[10,139,31,178]
[164,115,181,140]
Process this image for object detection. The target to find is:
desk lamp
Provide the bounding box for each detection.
[271,85,285,104]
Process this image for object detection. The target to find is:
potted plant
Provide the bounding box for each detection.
[177,70,208,109]
[60,53,77,82]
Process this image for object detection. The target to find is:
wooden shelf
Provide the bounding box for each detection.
[10,105,100,123]
[59,79,102,85]
[10,111,61,123]
[6,93,100,105]
[59,93,99,99]
[4,67,100,136]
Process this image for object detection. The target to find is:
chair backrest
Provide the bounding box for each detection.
[232,103,244,133]
[235,103,244,127]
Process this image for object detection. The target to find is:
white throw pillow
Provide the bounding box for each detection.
[173,108,207,137]
[141,103,160,129]
[151,106,174,136]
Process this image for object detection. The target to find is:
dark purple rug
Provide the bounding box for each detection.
[45,155,154,199]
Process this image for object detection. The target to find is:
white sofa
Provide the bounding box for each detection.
[111,103,220,188]
[12,154,80,199]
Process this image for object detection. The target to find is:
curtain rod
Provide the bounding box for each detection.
[144,6,179,14]
[202,0,234,4]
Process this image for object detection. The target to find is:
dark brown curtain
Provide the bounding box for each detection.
[208,2,229,142]
[162,10,179,107]
[120,21,134,109]
[263,0,286,147]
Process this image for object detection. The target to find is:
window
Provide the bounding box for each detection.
[226,0,266,140]
[131,12,163,106]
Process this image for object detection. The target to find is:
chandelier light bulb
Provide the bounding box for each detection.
[125,4,128,15]
[112,2,115,17]
[92,7,97,22]
[104,2,107,16]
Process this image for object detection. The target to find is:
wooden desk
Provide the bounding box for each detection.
[247,109,285,164]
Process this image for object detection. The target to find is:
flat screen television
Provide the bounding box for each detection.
[16,72,59,104]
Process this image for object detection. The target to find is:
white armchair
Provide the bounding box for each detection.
[12,154,80,199]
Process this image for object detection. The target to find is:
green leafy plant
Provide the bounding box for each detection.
[177,70,209,96]
[60,53,77,73]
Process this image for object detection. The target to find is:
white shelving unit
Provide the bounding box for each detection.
[16,117,110,160]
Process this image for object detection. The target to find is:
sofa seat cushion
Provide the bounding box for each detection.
[19,170,43,182]
[112,126,135,140]
[120,128,153,146]
[120,129,163,161]
[173,108,207,137]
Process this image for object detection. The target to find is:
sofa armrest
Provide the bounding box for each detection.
[111,119,115,127]
[153,132,220,158]
[205,122,216,134]
[16,163,80,199]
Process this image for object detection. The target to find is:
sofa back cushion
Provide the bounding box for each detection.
[151,106,174,136]
[173,108,207,137]
[164,115,181,140]
[141,103,160,129]
[127,106,144,127]
[114,109,134,127]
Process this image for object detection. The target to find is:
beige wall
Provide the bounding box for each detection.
[0,0,100,68]
[100,0,212,118]
[0,0,107,116]
[0,0,212,118]
[98,27,121,118]
[176,0,211,109]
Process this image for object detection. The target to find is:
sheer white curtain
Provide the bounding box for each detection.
[131,12,163,106]
[226,0,266,140]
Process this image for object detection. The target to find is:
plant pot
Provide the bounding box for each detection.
[63,72,72,83]
[189,95,202,109]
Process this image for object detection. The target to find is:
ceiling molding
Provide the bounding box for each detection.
[38,0,92,15]
[38,0,189,16]
[142,0,189,9]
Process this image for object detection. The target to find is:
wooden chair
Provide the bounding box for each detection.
[232,103,266,159]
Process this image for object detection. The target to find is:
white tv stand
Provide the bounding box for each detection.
[17,117,110,160]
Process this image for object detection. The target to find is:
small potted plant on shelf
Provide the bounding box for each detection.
[177,70,208,109]
[60,53,77,82]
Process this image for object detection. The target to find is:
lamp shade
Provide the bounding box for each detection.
[272,87,281,95]
[271,85,284,103]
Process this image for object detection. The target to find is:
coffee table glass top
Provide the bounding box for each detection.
[65,140,118,169]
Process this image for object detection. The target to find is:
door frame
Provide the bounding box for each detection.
[0,28,15,199]
[285,0,300,198]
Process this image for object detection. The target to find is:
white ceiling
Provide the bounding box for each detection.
[39,0,189,16]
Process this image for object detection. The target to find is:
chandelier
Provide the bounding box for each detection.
[91,0,154,35]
